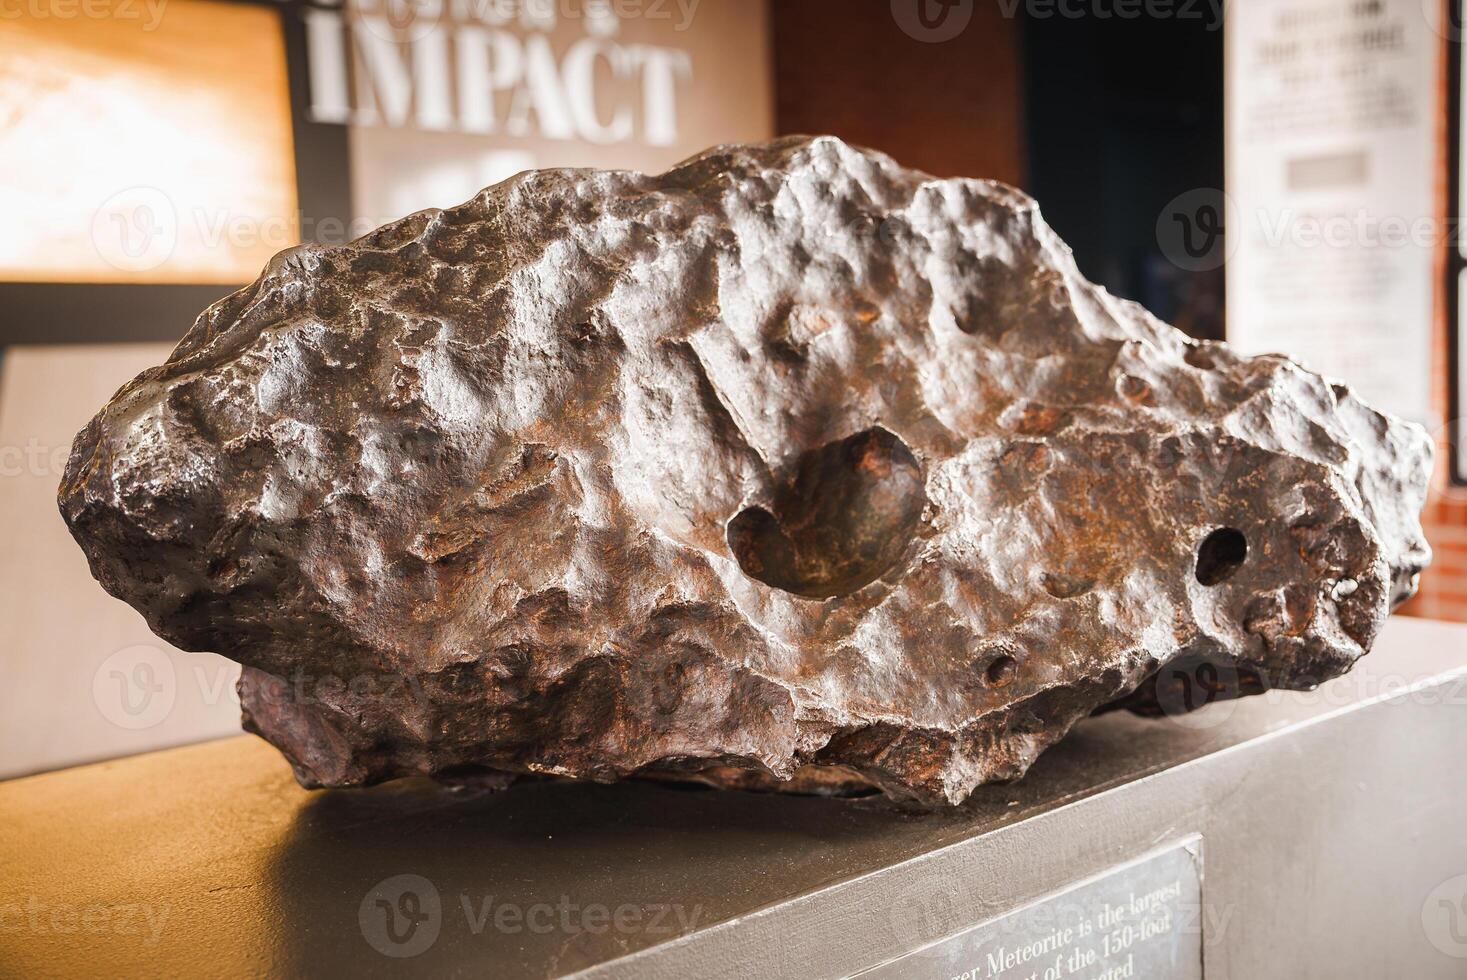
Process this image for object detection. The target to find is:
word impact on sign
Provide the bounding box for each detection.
[302,0,695,146]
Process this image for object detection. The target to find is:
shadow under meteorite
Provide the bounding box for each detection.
[261,707,1221,978]
[263,771,959,978]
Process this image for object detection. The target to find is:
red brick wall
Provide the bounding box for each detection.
[769,0,1024,185]
[1398,8,1465,624]
[1409,497,1467,621]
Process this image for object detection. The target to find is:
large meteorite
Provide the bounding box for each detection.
[60,137,1432,805]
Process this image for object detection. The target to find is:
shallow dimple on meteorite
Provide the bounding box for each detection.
[58,136,1433,806]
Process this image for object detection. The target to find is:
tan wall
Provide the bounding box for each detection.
[0,346,242,779]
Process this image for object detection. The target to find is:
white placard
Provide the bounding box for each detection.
[856,840,1204,980]
[1226,0,1440,425]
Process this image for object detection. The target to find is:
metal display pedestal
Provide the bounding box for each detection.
[3,616,1466,978]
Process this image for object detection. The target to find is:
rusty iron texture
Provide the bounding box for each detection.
[58,137,1433,805]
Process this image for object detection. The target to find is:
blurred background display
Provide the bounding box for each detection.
[1227,0,1438,425]
[0,0,1462,779]
[0,0,299,284]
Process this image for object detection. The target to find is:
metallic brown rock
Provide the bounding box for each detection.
[59,137,1433,805]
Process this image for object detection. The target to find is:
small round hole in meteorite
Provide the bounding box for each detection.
[1195,528,1247,586]
[985,655,1018,688]
[727,427,926,599]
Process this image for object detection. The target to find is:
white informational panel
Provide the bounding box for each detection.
[1226,0,1440,425]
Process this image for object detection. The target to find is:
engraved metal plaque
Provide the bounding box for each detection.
[857,838,1204,980]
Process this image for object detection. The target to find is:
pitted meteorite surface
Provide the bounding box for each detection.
[60,137,1433,805]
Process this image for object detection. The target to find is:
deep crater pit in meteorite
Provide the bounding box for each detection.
[726,426,927,600]
[1196,527,1249,586]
